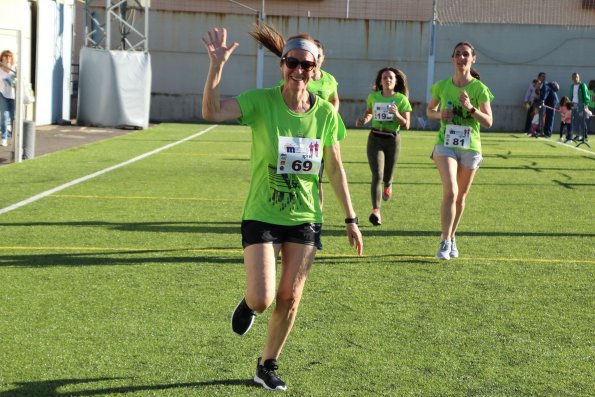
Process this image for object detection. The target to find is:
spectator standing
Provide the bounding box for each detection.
[0,50,16,147]
[569,72,591,142]
[539,77,559,138]
[523,79,540,133]
[587,80,595,135]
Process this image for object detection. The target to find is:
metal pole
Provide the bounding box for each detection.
[144,2,149,51]
[106,0,111,50]
[84,0,89,46]
[346,0,350,19]
[256,0,265,88]
[62,1,74,122]
[14,30,23,163]
[425,0,437,103]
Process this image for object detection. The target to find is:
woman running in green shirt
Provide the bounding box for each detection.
[201,26,363,392]
[426,42,494,260]
[356,67,412,226]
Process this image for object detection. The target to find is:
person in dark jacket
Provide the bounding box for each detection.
[539,78,559,138]
[568,72,591,142]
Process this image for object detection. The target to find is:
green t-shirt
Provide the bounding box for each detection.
[308,70,338,102]
[236,86,344,225]
[366,91,412,132]
[588,89,595,109]
[429,77,494,153]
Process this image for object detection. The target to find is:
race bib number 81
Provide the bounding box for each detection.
[444,124,471,149]
[277,136,322,175]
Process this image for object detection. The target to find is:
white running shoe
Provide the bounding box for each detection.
[450,236,459,258]
[436,239,451,260]
[1,139,7,147]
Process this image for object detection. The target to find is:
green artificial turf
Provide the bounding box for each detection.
[0,123,593,396]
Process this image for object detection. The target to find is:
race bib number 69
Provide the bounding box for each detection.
[277,136,322,175]
[444,124,472,149]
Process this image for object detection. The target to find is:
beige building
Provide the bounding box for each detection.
[119,0,594,130]
[150,0,593,26]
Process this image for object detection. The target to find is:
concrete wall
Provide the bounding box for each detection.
[146,11,595,131]
[435,23,595,131]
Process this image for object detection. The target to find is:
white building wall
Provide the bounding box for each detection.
[35,0,74,125]
[146,11,595,131]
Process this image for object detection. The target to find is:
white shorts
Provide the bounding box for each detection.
[431,144,483,170]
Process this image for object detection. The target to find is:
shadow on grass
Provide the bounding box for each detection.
[0,221,240,235]
[1,377,255,396]
[553,179,595,189]
[0,250,243,267]
[1,221,593,239]
[331,228,595,238]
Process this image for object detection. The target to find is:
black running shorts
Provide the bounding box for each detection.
[241,220,321,248]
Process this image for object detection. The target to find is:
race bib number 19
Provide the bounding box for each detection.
[374,103,394,121]
[444,124,472,149]
[277,136,322,175]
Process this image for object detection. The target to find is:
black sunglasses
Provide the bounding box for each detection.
[282,57,316,71]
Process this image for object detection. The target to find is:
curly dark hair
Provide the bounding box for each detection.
[374,67,408,97]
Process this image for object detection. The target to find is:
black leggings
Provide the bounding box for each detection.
[366,132,400,210]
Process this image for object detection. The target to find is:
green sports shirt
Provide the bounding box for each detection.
[308,70,338,102]
[236,86,344,225]
[430,77,494,153]
[366,91,412,132]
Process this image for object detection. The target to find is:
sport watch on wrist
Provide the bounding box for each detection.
[345,217,359,224]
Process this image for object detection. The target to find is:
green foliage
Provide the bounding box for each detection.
[0,124,593,396]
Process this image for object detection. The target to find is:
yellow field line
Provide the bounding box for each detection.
[0,246,592,264]
[49,194,243,202]
[0,125,220,216]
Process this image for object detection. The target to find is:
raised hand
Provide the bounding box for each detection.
[201,27,239,66]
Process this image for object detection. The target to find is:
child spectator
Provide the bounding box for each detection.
[530,106,541,137]
[558,96,572,142]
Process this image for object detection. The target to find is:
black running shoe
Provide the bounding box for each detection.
[315,239,323,250]
[314,224,323,250]
[254,357,287,391]
[231,298,255,336]
[369,210,381,226]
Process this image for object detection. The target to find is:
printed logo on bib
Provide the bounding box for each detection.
[444,124,471,149]
[277,136,322,174]
[374,103,394,121]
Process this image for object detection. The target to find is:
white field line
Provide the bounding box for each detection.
[0,125,218,216]
[553,140,595,155]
